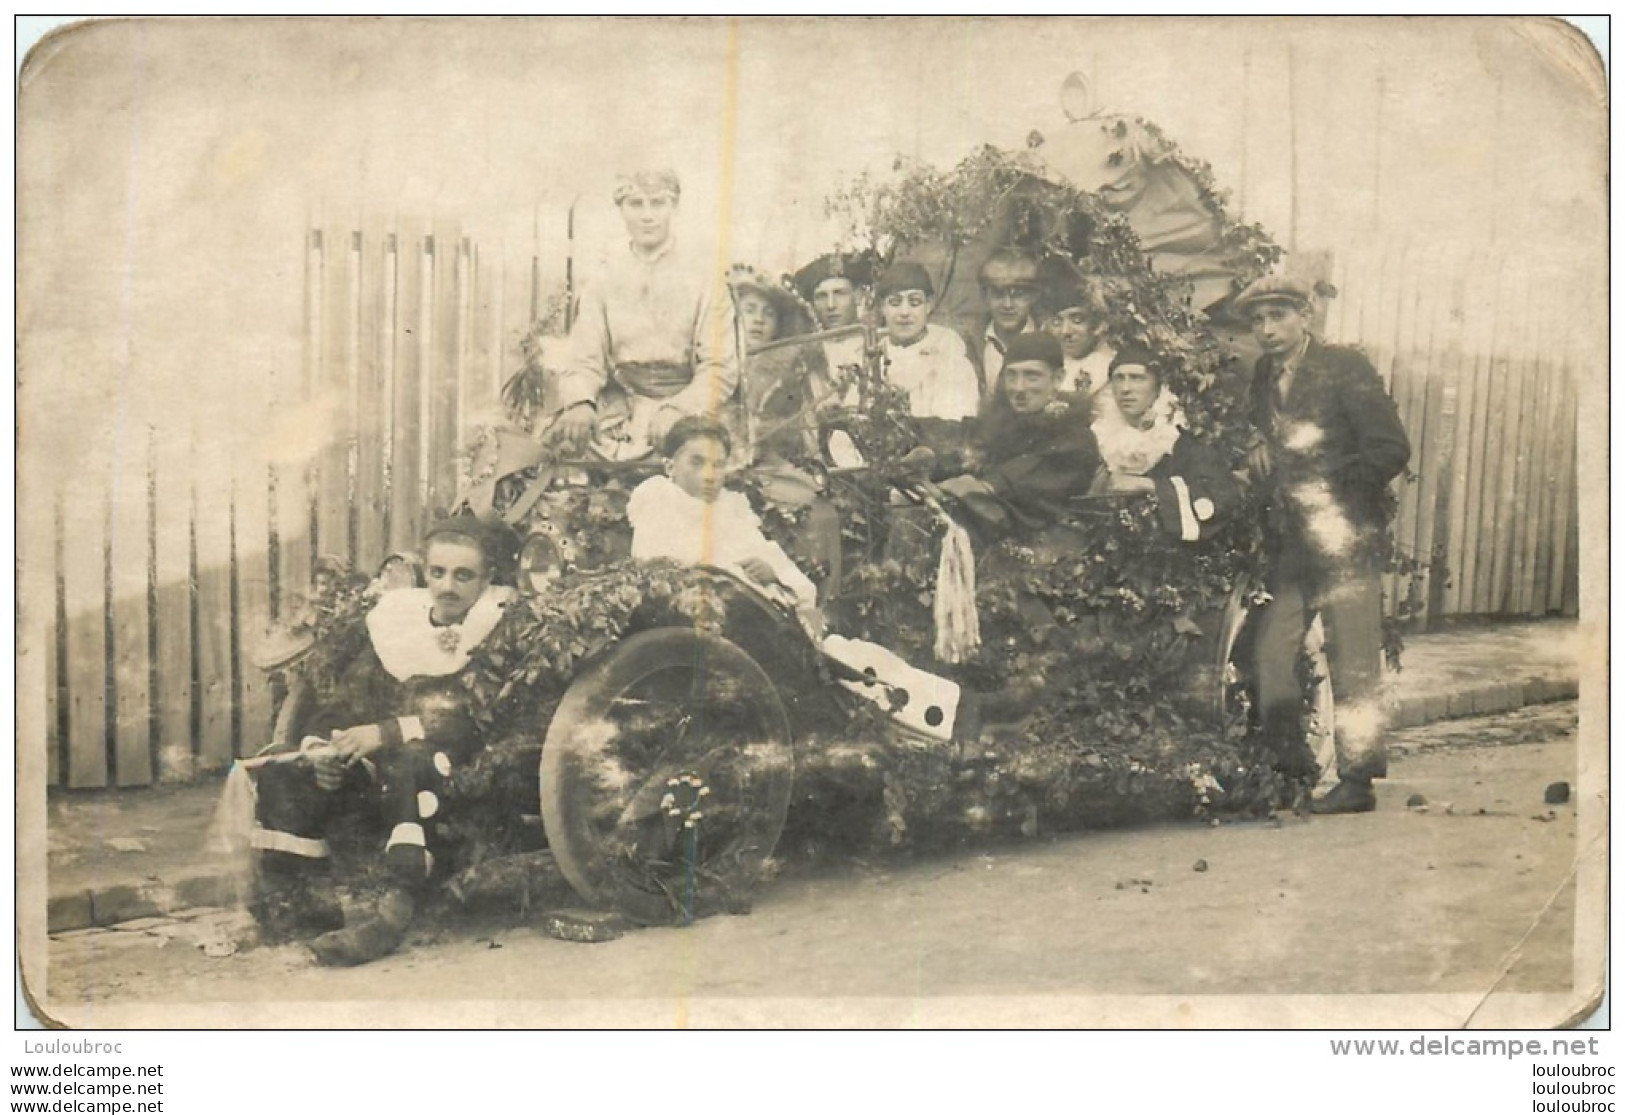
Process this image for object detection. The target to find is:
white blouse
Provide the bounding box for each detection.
[627,475,817,609]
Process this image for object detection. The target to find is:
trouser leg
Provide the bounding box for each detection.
[1317,569,1388,781]
[373,741,453,888]
[1251,576,1315,776]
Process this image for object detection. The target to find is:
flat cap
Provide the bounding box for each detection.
[1232,273,1313,314]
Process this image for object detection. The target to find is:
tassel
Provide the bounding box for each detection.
[933,519,980,664]
[208,761,263,907]
[209,761,260,858]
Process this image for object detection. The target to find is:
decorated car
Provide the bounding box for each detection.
[247,80,1354,931]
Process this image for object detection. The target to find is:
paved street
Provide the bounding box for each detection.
[37,702,1589,1028]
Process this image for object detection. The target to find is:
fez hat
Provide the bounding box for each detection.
[1232,273,1314,315]
[791,251,877,303]
[1002,332,1065,370]
[874,260,935,301]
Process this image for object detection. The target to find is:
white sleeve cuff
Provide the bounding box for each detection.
[398,716,426,744]
[1169,476,1200,542]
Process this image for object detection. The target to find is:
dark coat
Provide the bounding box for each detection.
[304,634,484,764]
[1142,430,1241,543]
[1249,339,1411,573]
[966,395,1102,530]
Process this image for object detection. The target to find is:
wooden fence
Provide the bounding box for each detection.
[39,226,1582,789]
[41,218,552,789]
[1318,240,1582,627]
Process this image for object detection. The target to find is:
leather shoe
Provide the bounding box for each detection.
[309,888,415,966]
[1309,778,1376,815]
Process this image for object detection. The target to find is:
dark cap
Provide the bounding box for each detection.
[792,251,877,303]
[874,260,935,301]
[1109,342,1163,380]
[1002,331,1064,370]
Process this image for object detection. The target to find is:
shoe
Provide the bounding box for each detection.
[1308,778,1377,815]
[308,888,415,966]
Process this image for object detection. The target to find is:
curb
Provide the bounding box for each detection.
[1385,674,1579,731]
[48,676,1582,936]
[49,867,241,935]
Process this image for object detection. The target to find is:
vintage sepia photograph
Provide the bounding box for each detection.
[16,16,1607,1030]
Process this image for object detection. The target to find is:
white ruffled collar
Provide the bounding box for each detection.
[365,584,515,682]
[1092,389,1186,476]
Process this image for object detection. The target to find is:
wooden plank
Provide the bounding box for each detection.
[390,223,425,555]
[455,234,477,445]
[151,420,196,782]
[274,229,320,618]
[1464,258,1512,613]
[429,217,464,516]
[1372,239,1410,395]
[1513,290,1553,615]
[1485,267,1533,613]
[314,222,354,566]
[1438,249,1485,616]
[1543,342,1576,614]
[1524,315,1558,616]
[354,217,392,575]
[46,495,64,786]
[1414,243,1463,625]
[61,461,110,789]
[417,226,439,523]
[1548,358,1579,614]
[1395,243,1447,622]
[108,421,153,786]
[234,351,277,753]
[1382,240,1429,616]
[194,420,236,775]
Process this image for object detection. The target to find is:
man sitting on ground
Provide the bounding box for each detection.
[249,518,516,966]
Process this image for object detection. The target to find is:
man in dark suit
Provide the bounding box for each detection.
[1238,274,1411,814]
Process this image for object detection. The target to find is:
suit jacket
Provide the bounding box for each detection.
[1249,339,1410,570]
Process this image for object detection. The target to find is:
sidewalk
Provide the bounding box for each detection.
[43,617,1584,934]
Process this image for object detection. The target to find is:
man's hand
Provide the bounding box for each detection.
[547,402,598,454]
[330,724,388,764]
[1248,442,1275,481]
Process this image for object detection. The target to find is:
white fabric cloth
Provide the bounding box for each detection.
[627,475,818,609]
[365,584,515,682]
[1091,388,1188,477]
[882,325,980,420]
[1062,346,1117,410]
